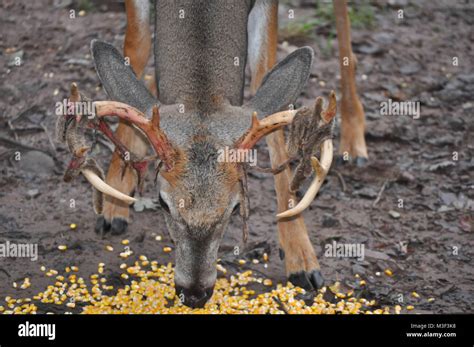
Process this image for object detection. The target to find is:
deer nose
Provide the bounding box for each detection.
[175,285,214,308]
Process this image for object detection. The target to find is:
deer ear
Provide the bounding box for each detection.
[249,47,313,115]
[91,40,156,112]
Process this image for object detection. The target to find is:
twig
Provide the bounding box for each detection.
[272,296,289,314]
[372,180,388,207]
[0,136,53,157]
[333,169,346,192]
[40,121,57,153]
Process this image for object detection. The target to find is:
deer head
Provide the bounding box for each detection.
[57,40,336,308]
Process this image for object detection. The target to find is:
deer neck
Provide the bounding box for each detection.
[154,0,254,113]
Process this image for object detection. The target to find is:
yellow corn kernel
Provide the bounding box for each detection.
[238,259,246,265]
[263,279,273,286]
[406,305,414,311]
[163,247,172,253]
[411,291,420,298]
[105,245,114,252]
[155,235,162,241]
[359,280,366,286]
[384,269,393,277]
[427,297,435,302]
[394,305,402,314]
[121,239,130,245]
[216,264,227,274]
[58,245,67,251]
[70,223,77,230]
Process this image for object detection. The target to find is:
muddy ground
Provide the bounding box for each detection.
[0,0,472,314]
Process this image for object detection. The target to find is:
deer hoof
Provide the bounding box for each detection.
[288,269,325,291]
[335,155,349,166]
[95,216,128,236]
[354,156,368,167]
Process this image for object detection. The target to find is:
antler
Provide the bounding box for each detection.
[236,91,337,219]
[57,83,177,208]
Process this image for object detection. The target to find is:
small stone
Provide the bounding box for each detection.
[388,210,401,219]
[26,189,40,199]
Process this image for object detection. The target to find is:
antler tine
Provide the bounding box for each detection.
[277,91,337,219]
[236,109,298,150]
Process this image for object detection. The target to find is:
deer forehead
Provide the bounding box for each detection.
[157,106,253,148]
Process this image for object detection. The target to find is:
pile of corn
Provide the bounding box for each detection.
[1,232,416,314]
[0,256,406,314]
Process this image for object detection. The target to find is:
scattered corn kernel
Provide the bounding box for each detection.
[70,223,77,230]
[216,264,227,274]
[406,305,414,311]
[105,246,114,252]
[121,239,130,245]
[263,279,273,287]
[411,291,420,298]
[155,235,162,241]
[384,269,393,277]
[428,297,435,302]
[238,259,246,265]
[163,247,172,253]
[58,245,67,251]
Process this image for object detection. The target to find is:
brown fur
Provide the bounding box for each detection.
[334,0,368,159]
[124,0,151,78]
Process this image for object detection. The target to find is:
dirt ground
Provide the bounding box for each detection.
[0,0,472,314]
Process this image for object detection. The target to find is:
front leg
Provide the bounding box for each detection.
[266,130,324,290]
[96,121,149,235]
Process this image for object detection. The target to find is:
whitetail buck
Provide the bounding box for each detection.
[57,0,366,308]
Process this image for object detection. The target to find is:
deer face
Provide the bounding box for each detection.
[157,135,241,307]
[60,40,337,308]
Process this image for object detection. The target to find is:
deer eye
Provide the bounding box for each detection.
[159,194,170,214]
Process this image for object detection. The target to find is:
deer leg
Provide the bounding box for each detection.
[249,0,323,289]
[266,131,324,289]
[96,0,152,235]
[334,0,368,166]
[95,122,149,235]
[124,0,151,79]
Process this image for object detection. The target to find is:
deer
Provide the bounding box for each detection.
[56,0,367,308]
